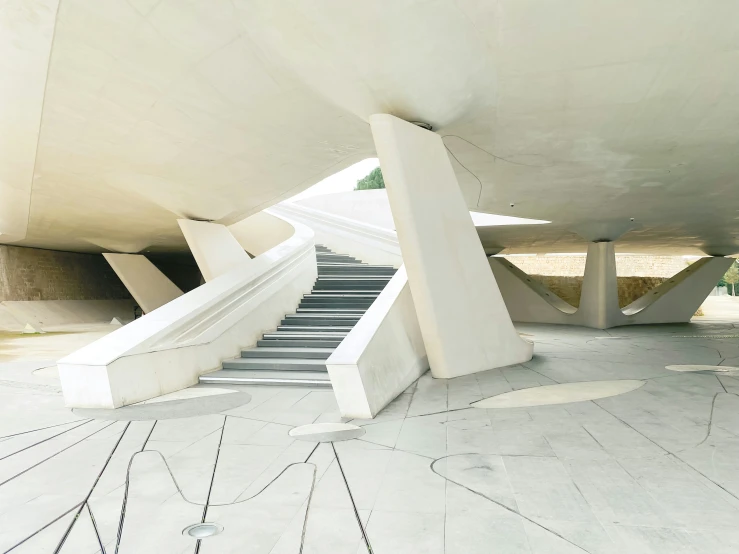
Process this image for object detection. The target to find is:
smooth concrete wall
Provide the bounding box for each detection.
[295,189,396,230]
[273,203,402,267]
[2,299,135,328]
[103,254,183,314]
[229,211,299,257]
[491,250,733,328]
[622,257,733,323]
[327,266,427,418]
[0,305,23,331]
[59,216,316,408]
[370,114,532,378]
[507,254,692,278]
[178,219,252,282]
[0,244,130,301]
[0,0,58,241]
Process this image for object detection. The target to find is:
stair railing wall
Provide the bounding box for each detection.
[58,212,316,409]
[274,202,428,418]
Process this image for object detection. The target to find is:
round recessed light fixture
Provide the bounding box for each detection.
[182,522,224,539]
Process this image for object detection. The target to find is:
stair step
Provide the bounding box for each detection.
[316,262,369,266]
[295,308,366,314]
[305,292,380,298]
[257,337,343,349]
[285,313,361,319]
[241,347,334,359]
[264,331,349,338]
[200,369,331,387]
[316,255,360,262]
[313,282,386,288]
[299,303,373,309]
[277,325,354,334]
[317,264,394,269]
[212,245,384,387]
[301,297,375,303]
[222,357,327,371]
[317,276,392,281]
[282,318,360,326]
[317,265,394,271]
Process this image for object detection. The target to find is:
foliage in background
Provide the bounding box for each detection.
[355,167,385,190]
[722,261,739,296]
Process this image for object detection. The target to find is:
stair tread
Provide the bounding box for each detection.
[214,245,389,387]
[201,369,331,384]
[225,356,325,364]
[285,313,360,318]
[241,347,334,355]
[264,331,348,335]
[223,358,327,371]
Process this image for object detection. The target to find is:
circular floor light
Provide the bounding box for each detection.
[182,522,223,539]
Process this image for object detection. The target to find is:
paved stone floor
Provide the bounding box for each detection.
[1,314,739,553]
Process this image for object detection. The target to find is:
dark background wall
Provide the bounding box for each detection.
[0,246,204,302]
[149,253,203,293]
[0,245,131,301]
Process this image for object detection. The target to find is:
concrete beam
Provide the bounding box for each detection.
[103,253,183,314]
[369,114,532,378]
[492,246,733,329]
[177,219,251,282]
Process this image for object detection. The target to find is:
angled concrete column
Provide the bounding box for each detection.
[492,244,732,329]
[578,241,622,329]
[103,253,183,314]
[625,256,733,324]
[178,219,251,282]
[369,114,532,378]
[489,257,575,324]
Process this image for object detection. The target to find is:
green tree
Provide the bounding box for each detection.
[355,166,385,190]
[723,261,739,296]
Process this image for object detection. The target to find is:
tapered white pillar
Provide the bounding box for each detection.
[578,241,623,329]
[178,219,251,282]
[369,114,532,378]
[103,254,183,314]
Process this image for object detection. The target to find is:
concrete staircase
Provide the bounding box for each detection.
[199,245,396,387]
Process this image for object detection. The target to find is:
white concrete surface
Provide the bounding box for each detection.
[370,114,532,378]
[103,253,183,314]
[272,202,402,267]
[178,219,251,282]
[229,210,296,257]
[4,3,739,257]
[0,0,58,241]
[579,241,623,328]
[491,244,734,329]
[666,365,739,372]
[622,256,734,323]
[4,318,739,553]
[58,216,316,408]
[471,379,646,409]
[2,299,135,329]
[327,266,428,419]
[296,189,397,231]
[0,305,24,331]
[296,189,549,233]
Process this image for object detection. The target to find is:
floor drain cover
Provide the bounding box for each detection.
[289,422,365,442]
[182,522,223,539]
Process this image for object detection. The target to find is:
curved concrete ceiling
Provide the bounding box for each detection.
[2,0,739,255]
